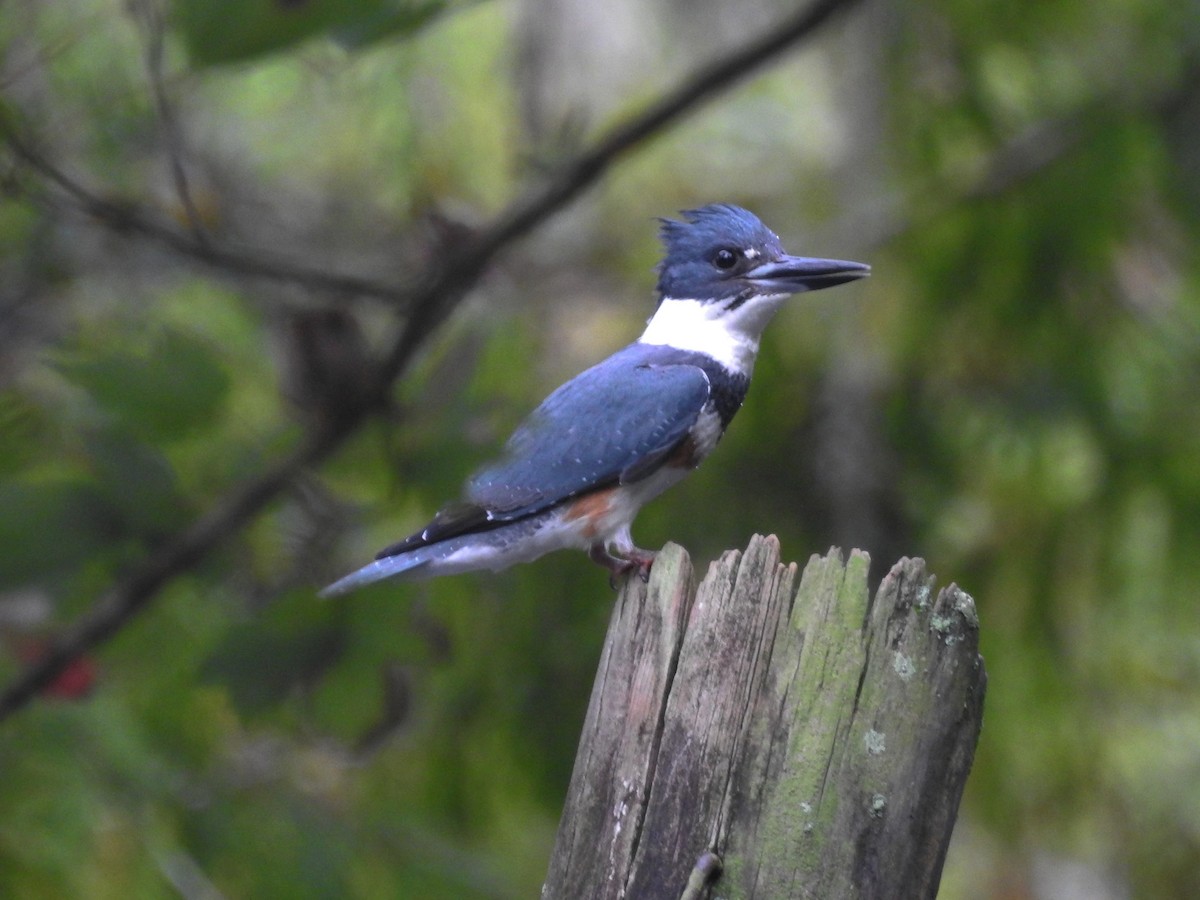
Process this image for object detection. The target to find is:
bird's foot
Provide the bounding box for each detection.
[589,544,656,589]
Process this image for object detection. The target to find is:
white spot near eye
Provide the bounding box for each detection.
[743,247,760,260]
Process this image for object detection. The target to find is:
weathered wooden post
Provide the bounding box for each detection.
[543,535,986,900]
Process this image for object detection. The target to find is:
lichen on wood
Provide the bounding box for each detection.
[543,536,986,900]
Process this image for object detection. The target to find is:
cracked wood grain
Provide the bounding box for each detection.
[543,537,986,900]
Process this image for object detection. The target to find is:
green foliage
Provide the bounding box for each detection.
[1,0,1199,897]
[199,592,345,718]
[56,329,231,443]
[172,0,452,66]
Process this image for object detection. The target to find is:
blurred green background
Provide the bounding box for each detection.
[2,0,1198,897]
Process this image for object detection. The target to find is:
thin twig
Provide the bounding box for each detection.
[133,0,210,246]
[0,117,411,302]
[0,0,865,722]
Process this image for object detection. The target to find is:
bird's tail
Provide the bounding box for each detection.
[319,556,422,600]
[319,512,561,598]
[318,549,434,598]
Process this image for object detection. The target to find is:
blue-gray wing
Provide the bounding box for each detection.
[375,350,711,559]
[468,358,711,514]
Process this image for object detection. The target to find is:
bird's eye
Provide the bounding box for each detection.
[712,248,738,270]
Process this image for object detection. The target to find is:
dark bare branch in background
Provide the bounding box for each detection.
[0,116,412,304]
[132,0,210,246]
[0,0,866,722]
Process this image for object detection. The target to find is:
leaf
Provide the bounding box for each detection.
[172,0,452,67]
[200,595,345,718]
[56,329,230,443]
[0,392,54,476]
[84,428,190,536]
[331,0,450,49]
[0,478,112,589]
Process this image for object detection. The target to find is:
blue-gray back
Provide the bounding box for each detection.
[376,343,741,558]
[467,342,715,514]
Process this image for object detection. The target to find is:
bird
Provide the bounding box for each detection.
[320,204,869,597]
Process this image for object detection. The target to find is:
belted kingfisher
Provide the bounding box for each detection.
[321,204,868,597]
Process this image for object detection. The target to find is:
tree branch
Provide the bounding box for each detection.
[133,0,211,247]
[0,0,865,723]
[0,116,413,304]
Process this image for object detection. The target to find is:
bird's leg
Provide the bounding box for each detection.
[589,542,656,589]
[610,525,656,584]
[622,547,657,582]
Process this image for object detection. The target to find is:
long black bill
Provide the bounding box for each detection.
[747,254,871,293]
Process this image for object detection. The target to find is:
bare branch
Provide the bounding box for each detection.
[465,0,869,263]
[132,0,211,246]
[0,116,412,303]
[0,0,865,723]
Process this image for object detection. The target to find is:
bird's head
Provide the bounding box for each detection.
[655,204,869,305]
[642,204,869,373]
